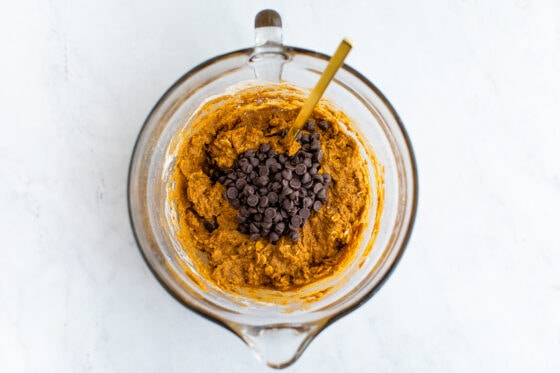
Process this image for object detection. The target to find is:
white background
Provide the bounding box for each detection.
[1,0,559,372]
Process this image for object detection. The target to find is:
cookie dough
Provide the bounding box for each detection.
[168,85,372,291]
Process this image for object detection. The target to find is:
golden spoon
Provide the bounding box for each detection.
[285,38,353,154]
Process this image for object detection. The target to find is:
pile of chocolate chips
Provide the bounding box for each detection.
[215,121,331,243]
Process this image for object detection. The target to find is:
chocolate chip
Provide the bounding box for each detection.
[295,164,307,175]
[259,196,269,208]
[255,176,269,186]
[302,197,313,208]
[247,194,259,207]
[289,179,301,189]
[304,121,315,131]
[259,143,271,153]
[302,173,312,184]
[313,182,323,194]
[289,230,299,241]
[226,187,239,200]
[270,162,282,173]
[267,192,278,204]
[242,163,253,174]
[235,178,247,190]
[230,198,240,209]
[203,220,218,232]
[317,188,327,202]
[313,174,324,183]
[250,233,260,241]
[296,150,307,159]
[313,200,322,211]
[259,165,269,177]
[243,184,255,195]
[269,232,280,243]
[282,199,294,211]
[323,174,332,184]
[310,140,321,151]
[239,207,250,217]
[282,169,293,180]
[275,222,285,234]
[281,187,293,197]
[265,207,276,219]
[299,208,310,219]
[318,120,329,130]
[290,215,303,227]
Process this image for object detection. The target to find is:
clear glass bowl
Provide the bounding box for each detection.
[128,10,417,369]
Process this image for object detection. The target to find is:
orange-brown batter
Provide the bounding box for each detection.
[168,84,372,291]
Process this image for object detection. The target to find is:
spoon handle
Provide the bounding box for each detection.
[286,38,353,149]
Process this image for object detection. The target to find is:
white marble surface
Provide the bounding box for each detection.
[1,0,559,371]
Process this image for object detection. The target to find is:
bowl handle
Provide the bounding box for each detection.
[249,9,288,82]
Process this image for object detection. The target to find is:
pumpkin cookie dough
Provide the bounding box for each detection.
[168,85,372,291]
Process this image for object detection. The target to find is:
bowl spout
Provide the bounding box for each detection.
[233,322,325,369]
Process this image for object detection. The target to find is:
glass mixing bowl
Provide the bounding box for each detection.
[128,9,417,369]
